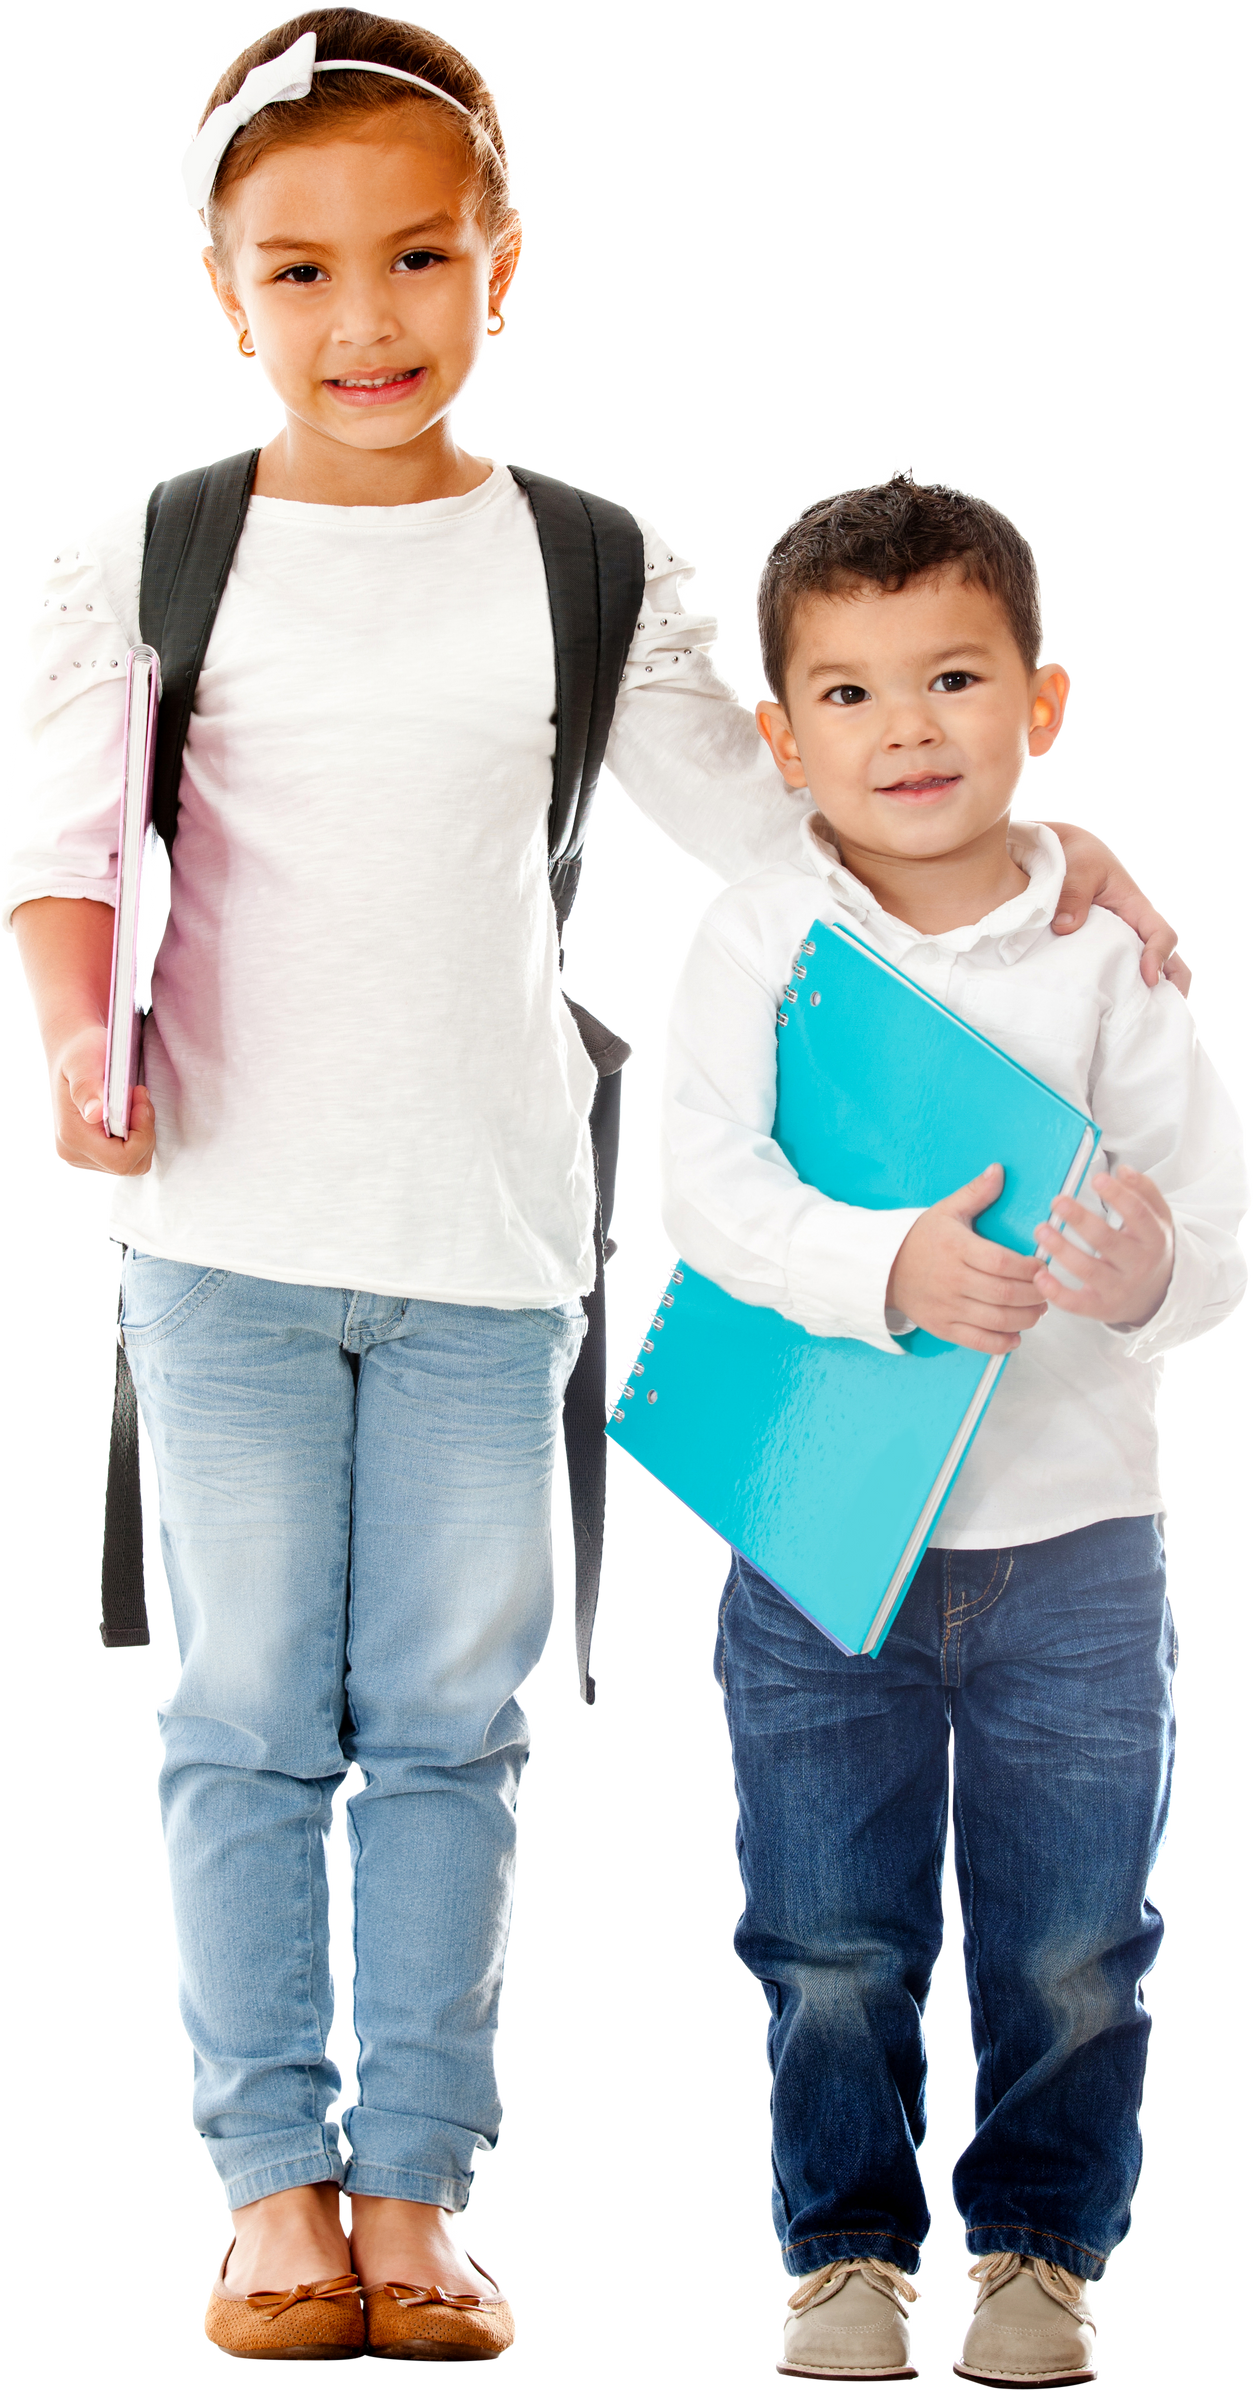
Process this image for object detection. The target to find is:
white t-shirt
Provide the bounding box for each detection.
[9,463,806,1303]
[662,820,1247,1547]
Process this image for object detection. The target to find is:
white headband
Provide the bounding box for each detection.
[182,29,504,211]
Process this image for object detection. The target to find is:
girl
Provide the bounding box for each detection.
[8,8,1183,2362]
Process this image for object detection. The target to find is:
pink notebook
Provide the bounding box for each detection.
[103,645,162,1139]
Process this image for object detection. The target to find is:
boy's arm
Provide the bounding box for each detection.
[662,906,1042,1356]
[1034,974,1245,1356]
[603,523,1187,987]
[662,907,916,1350]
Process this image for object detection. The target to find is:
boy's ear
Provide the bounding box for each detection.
[1028,665,1070,757]
[756,699,809,789]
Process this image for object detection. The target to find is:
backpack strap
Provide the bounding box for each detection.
[508,467,644,934]
[140,450,260,854]
[100,1272,149,1645]
[509,468,644,1701]
[101,451,259,1649]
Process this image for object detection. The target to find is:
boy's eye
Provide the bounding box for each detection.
[932,670,978,693]
[274,263,327,285]
[825,684,870,707]
[395,249,443,273]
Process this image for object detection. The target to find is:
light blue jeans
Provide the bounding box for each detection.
[121,1255,585,2212]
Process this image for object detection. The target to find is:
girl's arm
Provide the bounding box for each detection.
[607,525,1188,990]
[1045,822,1189,992]
[13,896,155,1173]
[9,512,153,1172]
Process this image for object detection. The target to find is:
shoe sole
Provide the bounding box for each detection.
[777,2368,917,2382]
[953,2367,1095,2386]
[217,2342,363,2361]
[368,2342,504,2361]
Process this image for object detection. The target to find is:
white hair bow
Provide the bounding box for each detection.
[183,31,319,210]
[182,29,502,212]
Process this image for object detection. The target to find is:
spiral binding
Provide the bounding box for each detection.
[779,938,820,1026]
[609,1267,685,1424]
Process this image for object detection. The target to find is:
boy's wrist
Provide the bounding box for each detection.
[1107,1260,1173,1333]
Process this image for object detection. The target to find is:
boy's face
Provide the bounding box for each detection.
[757,570,1068,867]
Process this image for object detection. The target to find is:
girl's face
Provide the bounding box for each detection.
[206,119,519,456]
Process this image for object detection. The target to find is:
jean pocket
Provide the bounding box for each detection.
[121,1253,230,1341]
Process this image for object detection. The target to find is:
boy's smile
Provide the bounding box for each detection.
[757,570,1070,933]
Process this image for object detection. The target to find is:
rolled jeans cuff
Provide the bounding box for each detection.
[340,2105,480,2212]
[966,2224,1108,2282]
[783,2227,922,2279]
[207,2124,346,2209]
[342,2162,472,2210]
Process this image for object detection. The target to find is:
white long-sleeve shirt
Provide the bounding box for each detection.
[6,462,806,1303]
[662,820,1247,1548]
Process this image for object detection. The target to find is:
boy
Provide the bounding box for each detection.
[661,478,1246,2384]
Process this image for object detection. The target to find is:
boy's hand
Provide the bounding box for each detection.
[52,1024,155,1175]
[1033,1167,1173,1328]
[887,1165,1049,1356]
[1046,822,1190,994]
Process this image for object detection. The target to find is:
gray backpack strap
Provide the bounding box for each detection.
[507,467,644,935]
[509,468,645,1700]
[141,450,260,853]
[100,1270,148,1646]
[100,453,258,1646]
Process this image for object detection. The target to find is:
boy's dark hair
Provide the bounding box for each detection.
[758,473,1041,700]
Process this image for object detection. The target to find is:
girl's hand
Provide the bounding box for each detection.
[887,1165,1049,1356]
[1033,1167,1173,1329]
[1045,822,1190,994]
[52,1024,155,1175]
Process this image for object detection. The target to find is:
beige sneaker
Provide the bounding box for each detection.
[954,2252,1096,2385]
[778,2256,919,2380]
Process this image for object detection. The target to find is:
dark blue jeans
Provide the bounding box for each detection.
[717,1518,1174,2282]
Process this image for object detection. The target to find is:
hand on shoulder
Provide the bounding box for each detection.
[1046,821,1190,994]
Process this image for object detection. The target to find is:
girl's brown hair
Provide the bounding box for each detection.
[201,9,511,248]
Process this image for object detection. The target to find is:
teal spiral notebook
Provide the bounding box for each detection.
[606,917,1099,1655]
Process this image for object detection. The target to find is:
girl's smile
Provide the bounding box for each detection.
[204,122,520,503]
[325,364,429,406]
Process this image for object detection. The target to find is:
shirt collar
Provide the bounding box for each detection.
[799,814,1066,966]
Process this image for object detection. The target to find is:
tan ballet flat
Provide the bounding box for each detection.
[205,2243,365,2360]
[362,2261,514,2362]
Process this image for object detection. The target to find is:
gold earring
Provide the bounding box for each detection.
[238,327,256,357]
[487,308,504,336]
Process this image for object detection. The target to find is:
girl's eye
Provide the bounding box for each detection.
[826,684,870,707]
[275,263,328,285]
[932,670,977,693]
[395,249,443,273]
